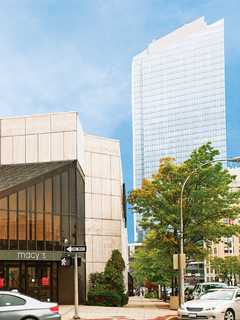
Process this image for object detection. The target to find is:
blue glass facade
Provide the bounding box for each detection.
[132,17,228,242]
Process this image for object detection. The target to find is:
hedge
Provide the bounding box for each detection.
[87,288,122,307]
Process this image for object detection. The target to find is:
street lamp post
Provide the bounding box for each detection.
[179,157,240,306]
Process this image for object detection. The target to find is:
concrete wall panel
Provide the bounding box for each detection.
[13,135,25,163]
[1,118,25,136]
[39,133,51,162]
[51,132,64,161]
[51,113,77,132]
[26,115,51,134]
[26,135,38,163]
[63,131,77,160]
[1,137,13,164]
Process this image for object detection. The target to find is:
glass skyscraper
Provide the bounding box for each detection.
[132,17,226,242]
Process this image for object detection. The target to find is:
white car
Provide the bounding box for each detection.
[192,282,228,299]
[178,288,240,320]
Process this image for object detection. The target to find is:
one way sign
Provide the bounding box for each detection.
[66,245,87,253]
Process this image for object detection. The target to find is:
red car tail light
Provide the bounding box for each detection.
[50,305,59,313]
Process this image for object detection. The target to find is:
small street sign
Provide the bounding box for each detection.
[65,245,87,253]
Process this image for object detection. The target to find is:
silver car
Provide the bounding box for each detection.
[178,288,240,320]
[0,291,61,320]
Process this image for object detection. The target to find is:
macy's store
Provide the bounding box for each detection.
[0,160,86,304]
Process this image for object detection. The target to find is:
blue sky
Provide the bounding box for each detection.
[0,0,239,243]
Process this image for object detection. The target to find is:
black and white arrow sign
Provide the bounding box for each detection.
[66,245,87,253]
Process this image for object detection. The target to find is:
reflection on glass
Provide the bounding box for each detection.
[27,186,35,241]
[18,190,26,241]
[53,176,60,241]
[9,194,17,240]
[36,183,44,241]
[45,179,52,241]
[0,198,8,241]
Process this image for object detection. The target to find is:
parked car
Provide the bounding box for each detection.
[185,286,194,301]
[0,291,61,320]
[192,282,228,299]
[178,288,240,320]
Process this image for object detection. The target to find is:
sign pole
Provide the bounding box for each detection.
[73,253,80,319]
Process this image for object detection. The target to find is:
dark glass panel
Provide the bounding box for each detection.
[36,183,44,242]
[9,194,17,241]
[53,176,60,242]
[45,179,52,213]
[61,171,69,241]
[28,186,36,250]
[0,198,8,249]
[9,193,18,249]
[27,186,35,241]
[45,179,52,243]
[18,190,27,249]
[76,171,85,244]
[61,171,69,214]
[70,215,76,245]
[69,167,76,215]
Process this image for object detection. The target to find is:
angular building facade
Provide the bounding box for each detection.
[132,17,227,242]
[0,112,128,303]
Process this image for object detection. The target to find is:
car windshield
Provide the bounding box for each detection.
[200,290,234,300]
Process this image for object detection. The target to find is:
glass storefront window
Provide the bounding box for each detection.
[61,172,69,241]
[0,198,8,249]
[45,179,52,244]
[27,186,36,250]
[18,190,26,249]
[9,194,17,249]
[36,183,44,243]
[0,163,84,251]
[53,176,60,242]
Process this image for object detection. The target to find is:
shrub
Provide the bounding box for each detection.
[87,250,126,307]
[87,288,122,307]
[89,272,105,288]
[144,291,158,299]
[104,263,125,294]
[105,249,125,272]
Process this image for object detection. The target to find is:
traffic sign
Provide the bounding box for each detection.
[60,256,72,267]
[65,245,87,253]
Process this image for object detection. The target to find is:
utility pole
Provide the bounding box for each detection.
[73,253,80,319]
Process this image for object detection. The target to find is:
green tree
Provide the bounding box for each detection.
[211,256,240,284]
[129,143,240,280]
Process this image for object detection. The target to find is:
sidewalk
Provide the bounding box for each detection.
[60,296,177,320]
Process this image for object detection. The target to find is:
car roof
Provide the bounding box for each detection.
[201,282,226,285]
[0,291,39,302]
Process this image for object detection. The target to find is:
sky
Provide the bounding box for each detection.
[0,0,239,243]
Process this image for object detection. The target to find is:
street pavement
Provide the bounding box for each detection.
[59,296,177,320]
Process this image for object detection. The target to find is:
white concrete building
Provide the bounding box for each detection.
[0,111,128,289]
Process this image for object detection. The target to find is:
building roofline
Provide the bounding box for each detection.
[0,111,78,120]
[84,132,120,144]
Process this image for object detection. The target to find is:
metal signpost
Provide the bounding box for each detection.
[65,245,87,320]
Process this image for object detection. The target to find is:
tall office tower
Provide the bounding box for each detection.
[132,17,226,242]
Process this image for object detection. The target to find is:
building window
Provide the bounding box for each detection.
[36,183,44,249]
[45,179,52,249]
[9,193,17,249]
[53,175,61,243]
[0,198,8,249]
[18,189,27,249]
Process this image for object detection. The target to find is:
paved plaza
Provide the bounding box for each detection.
[59,297,177,320]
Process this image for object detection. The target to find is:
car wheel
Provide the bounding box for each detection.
[224,310,235,320]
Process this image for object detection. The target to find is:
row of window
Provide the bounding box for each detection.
[0,166,85,251]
